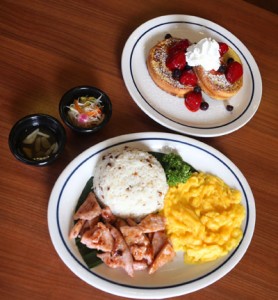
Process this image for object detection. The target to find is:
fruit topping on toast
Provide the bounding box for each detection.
[166,50,187,71]
[219,42,229,56]
[184,91,202,112]
[225,61,243,83]
[146,34,243,112]
[146,36,196,98]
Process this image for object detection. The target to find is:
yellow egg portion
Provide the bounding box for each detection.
[162,172,245,263]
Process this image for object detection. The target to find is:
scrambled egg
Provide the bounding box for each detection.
[162,172,245,263]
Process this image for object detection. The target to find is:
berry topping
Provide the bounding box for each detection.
[226,105,234,111]
[184,63,193,71]
[168,39,190,56]
[194,86,202,93]
[166,51,186,70]
[219,42,229,56]
[217,65,227,73]
[184,91,202,112]
[225,61,243,83]
[200,101,209,111]
[172,69,182,80]
[227,57,234,64]
[179,70,198,86]
[165,33,172,39]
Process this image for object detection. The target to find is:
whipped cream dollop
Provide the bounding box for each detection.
[186,38,220,71]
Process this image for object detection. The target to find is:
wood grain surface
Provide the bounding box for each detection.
[0,1,277,299]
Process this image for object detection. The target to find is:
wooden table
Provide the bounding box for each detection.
[1,1,277,299]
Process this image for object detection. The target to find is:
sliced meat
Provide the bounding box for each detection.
[120,226,144,245]
[120,225,153,264]
[126,218,137,226]
[138,214,166,233]
[73,192,102,220]
[80,222,114,252]
[151,231,168,257]
[149,242,175,274]
[78,216,100,236]
[101,206,116,223]
[133,260,148,271]
[69,219,86,239]
[114,218,128,229]
[97,224,134,277]
[130,244,153,264]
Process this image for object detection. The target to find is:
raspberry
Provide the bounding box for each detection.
[184,91,202,112]
[168,39,190,56]
[179,70,198,86]
[219,42,229,56]
[225,61,243,83]
[166,51,186,70]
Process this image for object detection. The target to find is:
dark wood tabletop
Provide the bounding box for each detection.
[1,1,277,299]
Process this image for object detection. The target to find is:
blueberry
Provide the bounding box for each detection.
[226,105,234,111]
[200,102,209,111]
[184,64,193,70]
[172,69,182,80]
[227,58,234,64]
[194,86,202,93]
[217,65,226,73]
[165,33,172,39]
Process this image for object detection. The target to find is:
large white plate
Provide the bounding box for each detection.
[48,132,255,299]
[121,15,262,137]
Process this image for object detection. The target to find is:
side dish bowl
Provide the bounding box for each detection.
[9,114,66,166]
[59,86,112,134]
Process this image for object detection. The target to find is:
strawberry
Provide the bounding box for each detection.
[219,42,229,56]
[168,39,190,56]
[225,61,243,83]
[184,91,202,112]
[166,51,186,70]
[179,70,198,86]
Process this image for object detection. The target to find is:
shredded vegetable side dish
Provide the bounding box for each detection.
[67,95,105,128]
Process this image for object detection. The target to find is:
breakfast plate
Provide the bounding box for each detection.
[48,132,255,299]
[121,15,262,137]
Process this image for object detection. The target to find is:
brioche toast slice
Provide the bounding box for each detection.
[147,38,195,98]
[193,47,243,100]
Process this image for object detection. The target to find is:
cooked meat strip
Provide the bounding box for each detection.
[138,214,166,233]
[101,206,116,223]
[149,242,175,274]
[151,231,168,257]
[133,260,148,271]
[80,222,114,252]
[73,192,102,220]
[120,225,153,264]
[97,224,134,277]
[69,219,86,239]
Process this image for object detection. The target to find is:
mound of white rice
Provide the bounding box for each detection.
[93,147,168,219]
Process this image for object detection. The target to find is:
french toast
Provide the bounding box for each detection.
[193,47,243,100]
[146,37,195,98]
[147,35,243,105]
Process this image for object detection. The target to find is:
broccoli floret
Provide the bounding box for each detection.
[160,153,195,187]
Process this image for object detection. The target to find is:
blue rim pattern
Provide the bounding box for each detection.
[129,21,255,130]
[56,137,250,290]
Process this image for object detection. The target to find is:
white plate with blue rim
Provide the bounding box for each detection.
[48,132,255,299]
[121,15,262,137]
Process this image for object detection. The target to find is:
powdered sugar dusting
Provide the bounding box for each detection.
[206,72,234,91]
[152,38,187,89]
